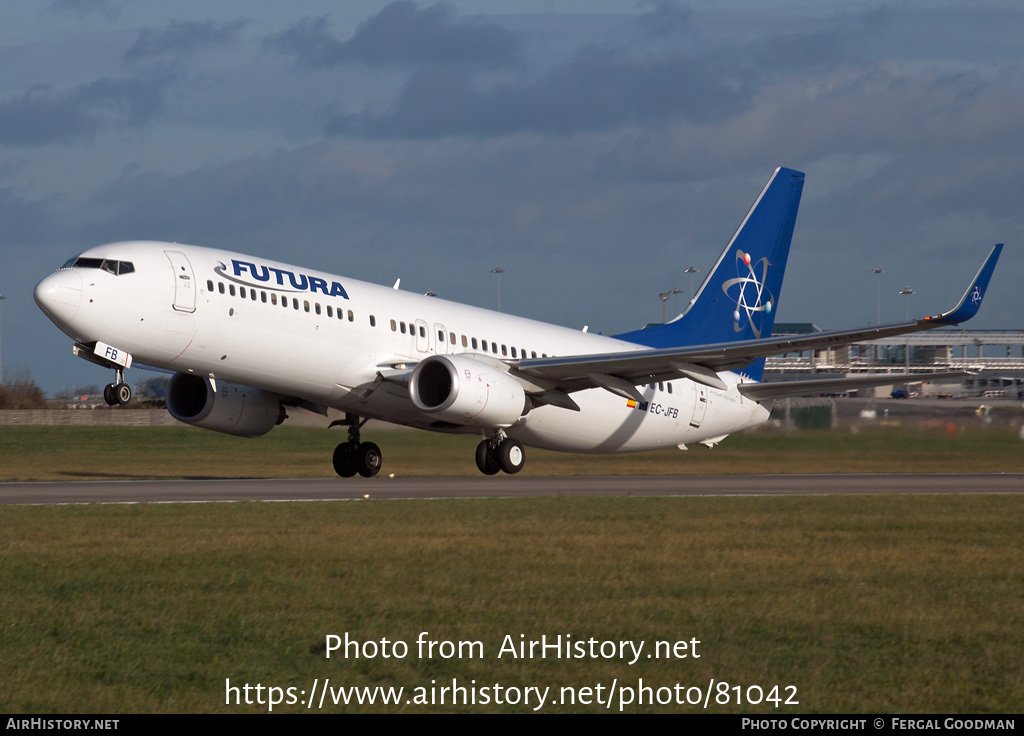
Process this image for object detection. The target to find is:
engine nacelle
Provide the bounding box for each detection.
[166,373,283,438]
[409,354,527,428]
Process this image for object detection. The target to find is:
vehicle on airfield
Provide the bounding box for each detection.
[34,168,1002,477]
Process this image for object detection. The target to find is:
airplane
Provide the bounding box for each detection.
[34,167,1002,478]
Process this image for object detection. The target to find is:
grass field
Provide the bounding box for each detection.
[1,426,1022,713]
[2,423,1024,480]
[2,495,1022,713]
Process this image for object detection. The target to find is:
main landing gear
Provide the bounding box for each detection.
[475,433,525,476]
[102,368,132,406]
[330,413,381,478]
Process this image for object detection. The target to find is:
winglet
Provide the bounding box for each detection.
[925,244,1002,325]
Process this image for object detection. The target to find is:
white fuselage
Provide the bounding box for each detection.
[36,241,770,453]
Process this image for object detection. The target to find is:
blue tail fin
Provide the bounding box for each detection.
[614,167,805,380]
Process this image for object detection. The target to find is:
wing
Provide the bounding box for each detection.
[512,244,1002,404]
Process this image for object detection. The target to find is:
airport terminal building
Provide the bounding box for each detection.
[766,326,1024,399]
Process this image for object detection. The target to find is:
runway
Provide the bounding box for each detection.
[1,473,1022,505]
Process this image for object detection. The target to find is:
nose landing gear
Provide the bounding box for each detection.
[103,368,132,406]
[71,342,134,406]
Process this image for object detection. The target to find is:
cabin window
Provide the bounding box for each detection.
[419,326,426,338]
[229,285,236,296]
[207,279,214,291]
[315,303,321,315]
[348,310,354,322]
[471,338,478,349]
[293,298,299,310]
[369,315,376,327]
[304,300,310,313]
[501,345,508,356]
[327,306,333,317]
[462,335,468,347]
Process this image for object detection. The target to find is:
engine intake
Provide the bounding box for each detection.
[409,355,526,428]
[166,373,283,438]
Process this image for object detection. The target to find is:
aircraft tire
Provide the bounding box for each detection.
[498,438,525,474]
[357,442,382,478]
[116,383,132,405]
[332,443,358,478]
[475,440,501,475]
[103,384,118,406]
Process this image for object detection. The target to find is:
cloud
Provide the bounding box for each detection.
[47,0,119,20]
[124,19,246,63]
[266,2,520,69]
[0,69,175,147]
[635,0,696,38]
[0,186,58,247]
[326,47,755,139]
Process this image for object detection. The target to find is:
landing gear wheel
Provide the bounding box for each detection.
[115,383,132,405]
[498,438,525,475]
[475,440,501,475]
[333,443,358,478]
[329,414,384,479]
[356,442,382,478]
[103,384,117,406]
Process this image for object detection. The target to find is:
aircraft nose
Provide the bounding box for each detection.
[34,268,83,327]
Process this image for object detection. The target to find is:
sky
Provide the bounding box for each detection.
[1,0,1022,394]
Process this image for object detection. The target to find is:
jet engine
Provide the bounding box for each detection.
[166,373,283,438]
[409,355,527,428]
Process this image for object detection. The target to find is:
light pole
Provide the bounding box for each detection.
[684,267,700,303]
[490,267,505,312]
[899,287,914,370]
[659,288,681,323]
[871,269,883,363]
[0,293,6,385]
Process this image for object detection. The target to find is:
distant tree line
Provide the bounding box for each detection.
[1,372,169,409]
[0,372,47,409]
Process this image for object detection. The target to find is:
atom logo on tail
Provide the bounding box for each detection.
[721,249,774,338]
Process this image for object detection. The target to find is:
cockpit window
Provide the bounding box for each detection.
[64,257,135,275]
